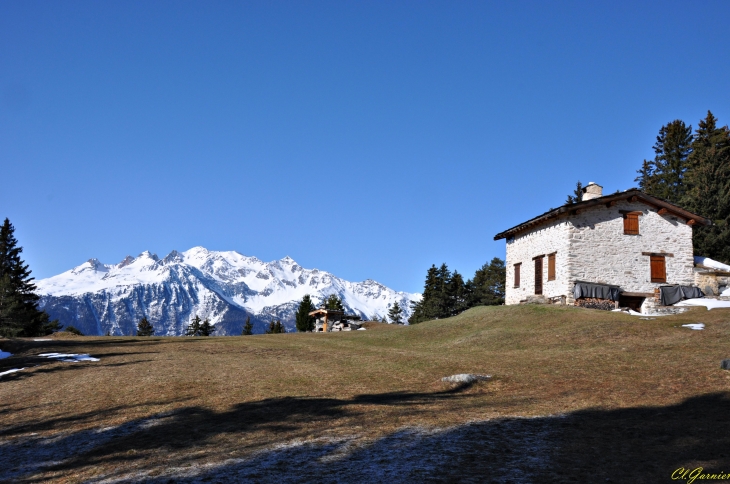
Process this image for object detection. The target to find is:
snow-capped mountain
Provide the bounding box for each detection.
[35,247,421,336]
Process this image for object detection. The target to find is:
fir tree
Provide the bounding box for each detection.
[295,294,316,332]
[683,111,730,263]
[370,313,380,322]
[200,318,215,336]
[185,315,202,336]
[565,181,584,204]
[242,316,253,335]
[447,271,469,316]
[645,120,693,203]
[265,319,284,334]
[468,258,506,306]
[0,218,60,337]
[387,301,403,324]
[635,160,655,192]
[136,316,154,336]
[64,325,83,335]
[321,294,344,310]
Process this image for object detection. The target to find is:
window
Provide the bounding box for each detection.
[547,253,556,281]
[514,263,521,287]
[650,256,666,283]
[623,212,641,235]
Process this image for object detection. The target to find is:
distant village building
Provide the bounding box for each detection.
[309,309,363,332]
[494,183,711,313]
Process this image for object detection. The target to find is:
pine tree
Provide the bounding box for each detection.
[683,111,730,263]
[185,315,202,336]
[409,263,454,324]
[644,120,694,203]
[565,181,584,204]
[321,294,344,310]
[635,160,655,192]
[295,294,316,332]
[468,258,506,306]
[370,313,380,322]
[387,301,403,324]
[0,218,60,337]
[242,315,253,335]
[136,316,154,336]
[265,319,284,334]
[200,318,215,336]
[447,271,468,316]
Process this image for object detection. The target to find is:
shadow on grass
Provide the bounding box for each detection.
[2,391,730,483]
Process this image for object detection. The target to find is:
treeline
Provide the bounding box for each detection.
[408,257,505,324]
[634,111,730,263]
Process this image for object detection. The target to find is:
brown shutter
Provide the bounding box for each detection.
[514,263,521,287]
[624,213,639,235]
[650,256,666,283]
[534,257,543,295]
[547,253,556,281]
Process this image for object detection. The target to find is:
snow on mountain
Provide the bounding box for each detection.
[36,247,421,336]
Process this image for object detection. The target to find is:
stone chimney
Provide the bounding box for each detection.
[582,182,603,201]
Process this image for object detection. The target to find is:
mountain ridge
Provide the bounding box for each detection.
[36,247,421,335]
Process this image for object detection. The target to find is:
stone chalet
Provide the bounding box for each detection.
[494,183,711,313]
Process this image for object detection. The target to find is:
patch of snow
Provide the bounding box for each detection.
[441,374,492,383]
[0,350,12,359]
[357,327,366,331]
[33,339,52,342]
[0,368,25,377]
[38,353,100,362]
[675,298,730,310]
[681,323,705,330]
[695,256,730,272]
[722,287,730,297]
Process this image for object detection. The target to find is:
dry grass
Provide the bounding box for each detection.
[1,305,730,482]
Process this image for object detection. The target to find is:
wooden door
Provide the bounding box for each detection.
[534,257,543,295]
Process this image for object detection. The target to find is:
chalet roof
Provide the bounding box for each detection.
[494,189,711,241]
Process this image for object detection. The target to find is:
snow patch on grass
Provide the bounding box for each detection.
[38,353,100,362]
[0,368,25,377]
[675,299,730,310]
[681,323,705,331]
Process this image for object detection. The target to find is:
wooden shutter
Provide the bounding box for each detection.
[650,256,666,283]
[534,257,543,295]
[624,213,640,235]
[547,253,556,281]
[514,263,521,288]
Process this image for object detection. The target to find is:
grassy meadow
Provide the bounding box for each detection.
[1,305,730,482]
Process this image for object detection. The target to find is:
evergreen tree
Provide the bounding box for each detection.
[387,301,403,324]
[370,313,380,322]
[0,218,60,337]
[409,263,456,324]
[321,294,344,310]
[634,160,655,192]
[185,315,202,336]
[295,294,316,332]
[265,319,284,334]
[136,316,154,336]
[447,271,469,316]
[468,258,506,306]
[644,120,694,203]
[64,325,83,335]
[200,318,215,336]
[683,111,730,263]
[565,181,584,204]
[242,316,254,335]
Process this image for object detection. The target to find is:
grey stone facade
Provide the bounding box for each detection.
[499,188,704,307]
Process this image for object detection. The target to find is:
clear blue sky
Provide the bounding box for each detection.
[1,1,729,293]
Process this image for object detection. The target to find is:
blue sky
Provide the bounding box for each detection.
[1,1,729,293]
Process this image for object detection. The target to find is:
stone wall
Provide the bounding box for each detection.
[504,199,696,305]
[567,201,694,296]
[694,269,730,296]
[505,219,571,305]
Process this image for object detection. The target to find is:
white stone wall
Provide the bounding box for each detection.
[504,200,696,305]
[505,219,571,304]
[567,201,694,295]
